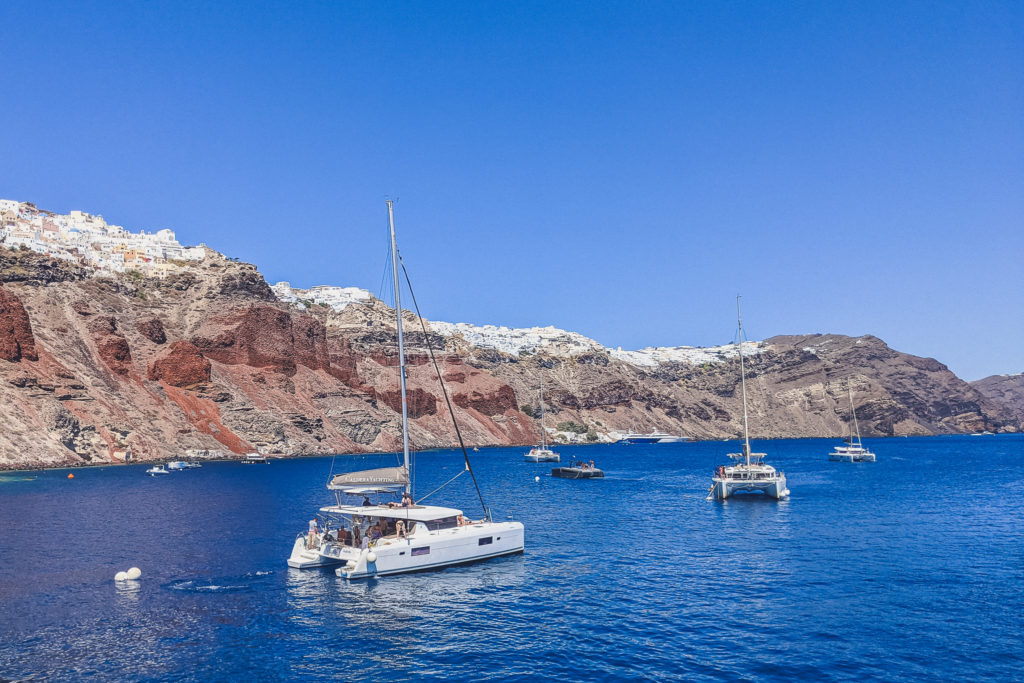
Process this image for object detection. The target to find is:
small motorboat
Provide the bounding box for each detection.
[146,466,170,476]
[552,460,604,479]
[241,452,269,464]
[166,461,188,470]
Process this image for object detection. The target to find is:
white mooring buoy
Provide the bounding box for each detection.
[126,567,142,580]
[114,571,129,582]
[535,476,540,482]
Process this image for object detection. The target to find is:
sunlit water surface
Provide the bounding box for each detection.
[1,435,1022,681]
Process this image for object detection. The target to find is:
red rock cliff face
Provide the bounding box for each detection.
[147,341,212,387]
[0,287,38,362]
[192,305,298,374]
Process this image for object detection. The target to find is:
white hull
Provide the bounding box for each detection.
[288,521,524,578]
[829,447,876,462]
[710,472,789,501]
[524,449,559,462]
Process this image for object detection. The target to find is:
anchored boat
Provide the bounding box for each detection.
[829,386,876,462]
[708,297,789,501]
[552,460,604,479]
[524,370,559,462]
[287,201,524,578]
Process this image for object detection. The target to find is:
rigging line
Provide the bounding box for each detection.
[415,468,466,505]
[398,255,489,519]
[377,228,393,304]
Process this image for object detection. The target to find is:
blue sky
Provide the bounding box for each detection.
[1,1,1021,380]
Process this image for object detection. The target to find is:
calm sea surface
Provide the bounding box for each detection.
[1,435,1022,681]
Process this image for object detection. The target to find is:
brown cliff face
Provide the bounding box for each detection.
[0,287,38,361]
[0,248,1016,472]
[0,251,536,470]
[970,373,1024,423]
[147,341,211,387]
[481,333,1018,441]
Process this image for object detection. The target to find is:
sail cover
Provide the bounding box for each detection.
[328,466,409,490]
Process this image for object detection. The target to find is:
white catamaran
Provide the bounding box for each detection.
[829,385,876,462]
[708,297,790,501]
[524,370,559,462]
[287,201,525,578]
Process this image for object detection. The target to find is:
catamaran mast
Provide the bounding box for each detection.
[387,200,411,495]
[737,295,751,467]
[849,385,861,448]
[539,369,546,449]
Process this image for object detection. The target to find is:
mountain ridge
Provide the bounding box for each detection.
[0,202,1019,470]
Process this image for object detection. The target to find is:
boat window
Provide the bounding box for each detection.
[425,517,458,531]
[411,546,430,556]
[478,537,492,546]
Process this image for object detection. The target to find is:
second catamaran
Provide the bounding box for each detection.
[708,296,790,502]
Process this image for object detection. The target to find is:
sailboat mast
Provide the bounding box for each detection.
[387,200,411,494]
[849,385,861,447]
[737,295,751,466]
[539,369,546,449]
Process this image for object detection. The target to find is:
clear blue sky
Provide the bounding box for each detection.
[2,1,1021,380]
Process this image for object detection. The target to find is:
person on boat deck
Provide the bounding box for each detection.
[362,496,372,507]
[337,527,350,545]
[396,519,406,538]
[369,524,383,541]
[589,460,595,469]
[401,491,413,507]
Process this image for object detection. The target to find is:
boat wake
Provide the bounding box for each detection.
[164,570,275,593]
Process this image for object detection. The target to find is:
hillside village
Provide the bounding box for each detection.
[0,199,206,279]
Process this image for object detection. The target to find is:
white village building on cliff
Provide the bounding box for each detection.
[0,199,206,278]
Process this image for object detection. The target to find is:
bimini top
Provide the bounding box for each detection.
[327,466,409,491]
[318,504,464,522]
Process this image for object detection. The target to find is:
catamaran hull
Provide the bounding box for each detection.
[333,521,525,579]
[524,454,559,462]
[711,475,789,501]
[287,536,345,569]
[829,451,876,462]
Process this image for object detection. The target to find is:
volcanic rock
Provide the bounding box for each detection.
[0,287,38,362]
[136,317,167,344]
[147,341,212,387]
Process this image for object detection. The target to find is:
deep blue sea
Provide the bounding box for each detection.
[1,435,1022,681]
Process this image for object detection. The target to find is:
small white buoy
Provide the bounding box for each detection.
[126,567,142,580]
[535,476,540,482]
[114,571,129,582]
[366,552,377,563]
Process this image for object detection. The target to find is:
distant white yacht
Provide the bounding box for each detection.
[708,297,789,502]
[829,386,876,462]
[524,370,559,462]
[619,431,690,444]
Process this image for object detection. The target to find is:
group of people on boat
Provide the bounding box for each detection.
[362,491,415,508]
[571,460,597,470]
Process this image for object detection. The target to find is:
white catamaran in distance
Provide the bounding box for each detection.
[708,297,790,502]
[287,201,525,578]
[524,370,559,462]
[829,386,876,462]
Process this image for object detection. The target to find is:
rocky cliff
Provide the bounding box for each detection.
[0,248,1018,470]
[970,373,1024,423]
